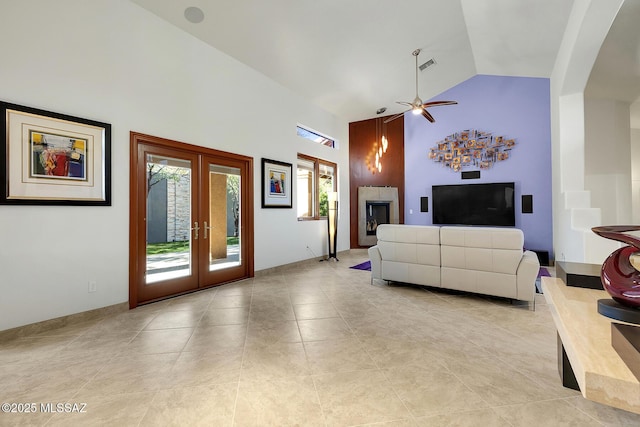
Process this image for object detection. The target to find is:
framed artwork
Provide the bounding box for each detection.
[261,158,292,208]
[0,101,111,205]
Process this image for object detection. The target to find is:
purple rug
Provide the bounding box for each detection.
[350,260,371,271]
[538,267,551,278]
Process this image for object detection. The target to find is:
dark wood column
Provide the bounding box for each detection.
[349,116,405,248]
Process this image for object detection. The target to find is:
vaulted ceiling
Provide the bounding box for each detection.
[131,0,636,123]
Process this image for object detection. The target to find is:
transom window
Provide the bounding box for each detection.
[296,125,336,148]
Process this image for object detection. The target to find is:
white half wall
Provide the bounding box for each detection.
[0,0,349,331]
[585,98,632,225]
[551,0,624,264]
[632,128,640,223]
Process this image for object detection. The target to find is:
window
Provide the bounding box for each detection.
[297,156,315,218]
[297,154,336,220]
[296,125,336,148]
[318,162,335,217]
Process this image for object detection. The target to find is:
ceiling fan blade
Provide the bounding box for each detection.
[422,100,458,107]
[383,110,409,124]
[421,109,436,123]
[387,50,458,125]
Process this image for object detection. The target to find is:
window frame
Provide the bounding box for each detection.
[296,153,337,221]
[296,124,336,148]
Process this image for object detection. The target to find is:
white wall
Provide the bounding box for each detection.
[0,0,349,331]
[550,0,624,263]
[584,98,632,225]
[631,128,640,223]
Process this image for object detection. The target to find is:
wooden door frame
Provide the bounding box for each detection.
[132,142,201,302]
[129,132,254,308]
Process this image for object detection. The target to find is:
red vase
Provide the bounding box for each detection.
[592,226,640,309]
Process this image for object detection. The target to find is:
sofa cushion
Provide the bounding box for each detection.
[440,226,523,275]
[440,226,523,250]
[382,261,441,287]
[377,224,441,266]
[379,241,441,265]
[377,224,440,244]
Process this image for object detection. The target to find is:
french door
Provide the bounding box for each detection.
[129,132,253,307]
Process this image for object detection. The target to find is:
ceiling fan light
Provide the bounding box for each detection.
[412,106,422,115]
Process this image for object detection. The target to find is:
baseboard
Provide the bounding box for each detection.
[0,302,129,343]
[255,250,351,277]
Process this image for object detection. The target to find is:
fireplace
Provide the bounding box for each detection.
[358,186,399,246]
[366,202,390,235]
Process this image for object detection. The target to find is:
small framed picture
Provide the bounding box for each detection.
[261,158,292,208]
[0,101,111,205]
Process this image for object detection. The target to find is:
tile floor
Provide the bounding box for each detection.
[1,249,639,426]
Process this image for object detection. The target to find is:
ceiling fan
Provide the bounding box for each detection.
[384,49,457,124]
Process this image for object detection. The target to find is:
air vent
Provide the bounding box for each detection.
[419,58,436,71]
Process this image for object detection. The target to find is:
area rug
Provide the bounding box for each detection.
[536,267,551,293]
[538,267,550,278]
[350,260,371,271]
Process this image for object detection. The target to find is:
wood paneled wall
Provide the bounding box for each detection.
[349,116,404,248]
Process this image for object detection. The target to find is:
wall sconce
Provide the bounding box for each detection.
[326,191,338,261]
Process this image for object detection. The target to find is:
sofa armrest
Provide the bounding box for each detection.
[368,245,382,281]
[516,250,540,301]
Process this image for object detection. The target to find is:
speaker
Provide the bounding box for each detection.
[461,170,480,180]
[420,197,429,212]
[522,195,533,214]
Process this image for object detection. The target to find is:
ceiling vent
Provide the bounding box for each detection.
[419,58,436,71]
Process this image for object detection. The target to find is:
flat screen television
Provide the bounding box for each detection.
[432,182,515,226]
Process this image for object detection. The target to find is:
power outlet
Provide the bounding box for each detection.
[88,281,97,293]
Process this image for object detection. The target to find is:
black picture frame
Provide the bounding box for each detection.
[261,158,292,208]
[0,101,111,206]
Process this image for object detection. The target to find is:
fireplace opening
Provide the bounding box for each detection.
[366,201,390,235]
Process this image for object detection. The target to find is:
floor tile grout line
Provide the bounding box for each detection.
[561,396,607,426]
[230,319,251,427]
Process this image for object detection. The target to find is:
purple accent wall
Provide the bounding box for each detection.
[404,74,553,258]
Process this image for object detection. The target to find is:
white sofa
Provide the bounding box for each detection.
[367,224,540,303]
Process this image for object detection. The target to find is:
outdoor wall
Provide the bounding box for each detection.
[166,175,192,242]
[404,75,553,258]
[0,0,349,331]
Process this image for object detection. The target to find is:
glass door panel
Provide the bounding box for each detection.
[206,164,242,272]
[199,156,249,285]
[146,154,194,284]
[133,141,200,305]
